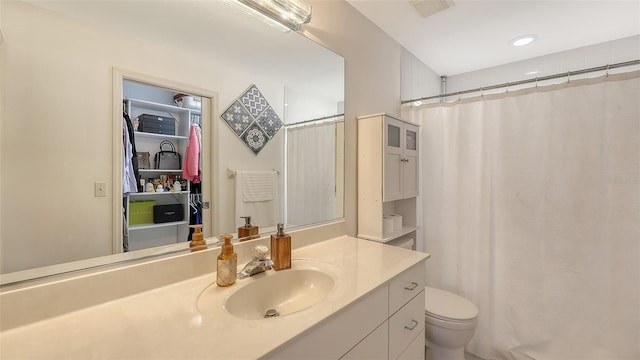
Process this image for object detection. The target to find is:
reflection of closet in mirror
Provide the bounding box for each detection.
[122,79,209,252]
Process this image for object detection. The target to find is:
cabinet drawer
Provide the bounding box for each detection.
[397,329,425,360]
[389,262,425,314]
[389,290,425,360]
[341,320,389,360]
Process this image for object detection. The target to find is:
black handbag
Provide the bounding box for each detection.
[154,140,181,170]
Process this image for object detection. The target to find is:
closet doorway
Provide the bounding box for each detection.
[113,69,214,253]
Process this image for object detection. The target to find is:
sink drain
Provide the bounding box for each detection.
[264,309,279,318]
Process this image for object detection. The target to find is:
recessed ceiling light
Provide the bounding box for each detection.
[525,70,539,75]
[511,34,537,47]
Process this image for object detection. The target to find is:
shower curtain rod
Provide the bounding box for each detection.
[284,113,345,128]
[401,59,640,105]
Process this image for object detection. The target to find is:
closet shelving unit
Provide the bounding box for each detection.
[124,95,201,250]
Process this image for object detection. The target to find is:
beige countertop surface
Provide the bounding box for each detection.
[0,236,429,359]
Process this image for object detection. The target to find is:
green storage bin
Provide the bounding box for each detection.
[129,200,157,225]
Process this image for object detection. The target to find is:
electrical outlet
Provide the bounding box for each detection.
[95,182,107,197]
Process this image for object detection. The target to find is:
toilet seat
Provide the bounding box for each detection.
[425,286,478,323]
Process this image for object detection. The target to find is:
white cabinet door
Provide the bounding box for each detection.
[383,117,419,202]
[384,116,404,202]
[402,123,419,199]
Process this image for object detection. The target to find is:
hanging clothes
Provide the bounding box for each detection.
[183,123,201,183]
[122,118,138,194]
[122,111,139,253]
[123,112,140,193]
[187,192,203,241]
[196,124,202,179]
[122,205,129,252]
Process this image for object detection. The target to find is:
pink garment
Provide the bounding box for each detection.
[183,124,200,182]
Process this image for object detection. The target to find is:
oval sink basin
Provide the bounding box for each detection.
[223,268,334,320]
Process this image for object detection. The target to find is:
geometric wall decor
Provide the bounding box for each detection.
[220,84,283,155]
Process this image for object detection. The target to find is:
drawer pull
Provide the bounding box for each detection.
[404,320,419,331]
[404,282,418,291]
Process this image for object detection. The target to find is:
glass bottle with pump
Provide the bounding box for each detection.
[217,234,237,287]
[189,224,207,252]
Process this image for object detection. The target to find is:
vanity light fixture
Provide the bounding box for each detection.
[231,0,312,32]
[511,34,537,47]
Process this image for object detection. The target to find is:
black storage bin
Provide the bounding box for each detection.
[138,114,176,135]
[153,204,184,223]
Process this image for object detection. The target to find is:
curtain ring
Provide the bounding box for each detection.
[567,71,571,84]
[506,82,509,93]
[535,76,539,88]
[606,64,610,77]
[480,87,484,97]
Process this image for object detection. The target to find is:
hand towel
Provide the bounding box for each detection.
[235,170,279,228]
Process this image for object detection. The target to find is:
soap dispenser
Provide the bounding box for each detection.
[238,216,259,241]
[217,234,237,287]
[270,223,291,271]
[188,224,207,252]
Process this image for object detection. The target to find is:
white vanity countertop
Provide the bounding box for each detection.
[0,236,429,359]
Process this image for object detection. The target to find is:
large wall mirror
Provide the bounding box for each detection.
[1,0,345,284]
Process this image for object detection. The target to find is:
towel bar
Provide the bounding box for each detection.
[227,168,280,179]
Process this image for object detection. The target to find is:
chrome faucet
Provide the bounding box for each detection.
[238,245,274,279]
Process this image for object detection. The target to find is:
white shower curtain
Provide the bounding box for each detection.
[409,72,639,360]
[286,122,337,226]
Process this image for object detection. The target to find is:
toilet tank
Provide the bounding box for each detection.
[387,235,415,250]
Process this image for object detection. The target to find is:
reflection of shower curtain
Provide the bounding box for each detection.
[409,72,640,360]
[286,122,337,226]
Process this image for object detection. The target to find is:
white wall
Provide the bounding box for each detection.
[284,87,339,124]
[304,0,414,236]
[400,36,640,104]
[401,49,442,103]
[445,35,640,98]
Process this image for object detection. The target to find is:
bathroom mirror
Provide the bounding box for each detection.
[0,0,345,284]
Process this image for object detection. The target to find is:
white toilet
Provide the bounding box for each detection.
[424,286,479,360]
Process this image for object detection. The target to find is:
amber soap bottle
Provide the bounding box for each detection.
[216,234,237,287]
[270,223,291,271]
[188,224,207,252]
[238,216,259,241]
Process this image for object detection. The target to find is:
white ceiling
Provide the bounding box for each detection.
[346,0,640,76]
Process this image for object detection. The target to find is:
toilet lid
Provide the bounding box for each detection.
[425,286,479,321]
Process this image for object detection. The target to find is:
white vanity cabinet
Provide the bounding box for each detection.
[358,113,419,245]
[264,262,426,360]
